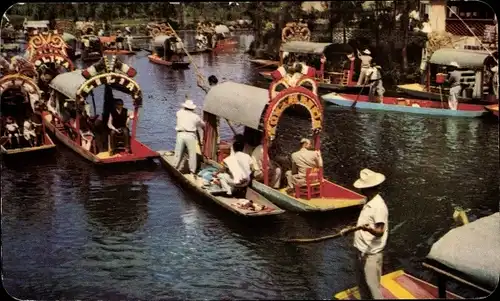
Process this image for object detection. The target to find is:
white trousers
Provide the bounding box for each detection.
[173,132,198,174]
[357,67,370,85]
[448,85,461,110]
[355,251,384,299]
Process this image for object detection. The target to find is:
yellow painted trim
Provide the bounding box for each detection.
[76,72,142,102]
[0,74,42,96]
[381,272,416,299]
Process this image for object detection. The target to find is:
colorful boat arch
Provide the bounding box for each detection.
[0,74,42,110]
[27,30,74,74]
[31,53,75,72]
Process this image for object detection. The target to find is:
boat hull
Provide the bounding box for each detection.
[334,270,463,299]
[43,113,159,164]
[249,59,279,68]
[259,71,363,92]
[103,50,136,55]
[397,83,497,105]
[322,93,488,118]
[1,133,56,156]
[251,179,366,213]
[158,150,285,217]
[148,55,190,68]
[485,104,499,117]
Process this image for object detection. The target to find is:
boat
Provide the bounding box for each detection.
[397,48,498,105]
[147,35,190,68]
[80,34,104,61]
[0,72,56,156]
[248,58,280,68]
[61,32,80,60]
[43,55,159,164]
[484,104,498,117]
[334,211,499,299]
[100,36,136,55]
[195,22,238,52]
[158,151,285,217]
[200,76,365,212]
[321,92,488,118]
[258,21,363,93]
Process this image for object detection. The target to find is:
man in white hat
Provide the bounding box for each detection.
[366,62,385,103]
[124,27,133,52]
[285,138,323,192]
[447,61,462,110]
[173,99,205,175]
[491,65,498,98]
[357,49,373,86]
[345,168,388,299]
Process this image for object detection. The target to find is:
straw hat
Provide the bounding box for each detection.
[125,27,131,32]
[300,138,311,145]
[449,61,459,68]
[181,99,197,110]
[353,168,386,189]
[491,66,498,72]
[363,49,371,55]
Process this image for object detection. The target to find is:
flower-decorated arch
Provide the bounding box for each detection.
[27,30,75,73]
[0,74,43,110]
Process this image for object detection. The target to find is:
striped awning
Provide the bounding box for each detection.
[203,82,269,130]
[49,70,86,99]
[429,48,496,69]
[281,41,333,54]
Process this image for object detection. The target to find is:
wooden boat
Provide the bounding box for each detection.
[26,30,75,75]
[334,211,499,299]
[0,73,56,156]
[99,36,136,55]
[248,59,279,68]
[44,56,159,164]
[148,35,190,68]
[202,77,365,212]
[397,48,498,105]
[484,104,498,117]
[321,92,488,118]
[158,151,285,217]
[80,34,104,61]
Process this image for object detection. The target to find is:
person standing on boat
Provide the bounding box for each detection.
[215,139,253,196]
[173,99,205,175]
[125,27,133,52]
[367,62,385,103]
[447,62,461,110]
[357,49,372,86]
[345,168,388,300]
[107,99,133,154]
[491,65,498,98]
[116,30,124,50]
[285,138,323,192]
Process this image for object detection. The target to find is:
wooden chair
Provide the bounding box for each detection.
[294,167,324,200]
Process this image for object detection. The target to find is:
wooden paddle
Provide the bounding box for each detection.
[438,84,444,108]
[282,225,364,243]
[351,84,366,109]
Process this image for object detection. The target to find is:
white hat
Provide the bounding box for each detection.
[449,61,459,68]
[125,27,131,32]
[491,66,498,72]
[182,99,197,110]
[353,168,386,189]
[300,138,311,144]
[363,49,371,55]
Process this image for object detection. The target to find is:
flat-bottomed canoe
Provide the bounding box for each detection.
[322,93,488,118]
[158,150,285,217]
[1,133,55,156]
[148,54,190,68]
[103,49,136,55]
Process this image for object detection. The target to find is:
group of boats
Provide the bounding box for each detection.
[2,20,497,300]
[250,21,499,118]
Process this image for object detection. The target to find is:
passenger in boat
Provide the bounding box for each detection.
[78,108,95,152]
[116,30,124,50]
[125,27,133,52]
[23,119,37,146]
[215,140,254,196]
[30,101,44,145]
[107,98,133,154]
[447,62,461,110]
[173,99,205,175]
[4,116,20,147]
[197,74,219,93]
[285,138,323,192]
[251,143,282,189]
[491,65,498,98]
[356,49,372,86]
[367,62,385,103]
[230,133,253,155]
[98,27,104,36]
[346,168,388,300]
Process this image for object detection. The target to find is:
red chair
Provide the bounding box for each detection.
[294,167,324,200]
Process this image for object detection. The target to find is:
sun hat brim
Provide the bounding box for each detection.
[353,173,386,189]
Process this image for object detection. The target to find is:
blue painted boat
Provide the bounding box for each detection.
[321,92,488,118]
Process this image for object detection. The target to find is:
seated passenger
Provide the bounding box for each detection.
[31,101,43,145]
[251,142,282,189]
[23,119,37,146]
[79,109,95,152]
[215,140,254,196]
[5,116,20,147]
[285,138,323,192]
[107,98,133,154]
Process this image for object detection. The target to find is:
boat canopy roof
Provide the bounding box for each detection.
[282,41,333,54]
[429,48,496,69]
[49,70,86,99]
[24,20,49,29]
[214,25,230,34]
[153,35,175,48]
[62,32,76,42]
[203,81,269,130]
[426,212,500,290]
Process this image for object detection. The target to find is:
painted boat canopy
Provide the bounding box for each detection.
[429,48,497,69]
[214,25,230,34]
[426,212,500,290]
[0,74,43,111]
[203,81,269,130]
[62,32,76,42]
[281,41,333,54]
[23,20,49,29]
[49,70,86,99]
[99,36,116,43]
[152,35,176,48]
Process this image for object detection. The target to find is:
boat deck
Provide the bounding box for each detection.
[334,270,463,299]
[159,151,285,217]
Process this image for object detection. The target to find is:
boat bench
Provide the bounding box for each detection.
[294,168,324,200]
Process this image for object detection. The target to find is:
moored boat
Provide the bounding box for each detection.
[397,48,498,105]
[201,78,366,212]
[321,92,488,118]
[100,36,136,55]
[147,35,190,68]
[484,104,498,117]
[44,56,159,164]
[0,73,55,156]
[81,34,104,61]
[248,58,280,68]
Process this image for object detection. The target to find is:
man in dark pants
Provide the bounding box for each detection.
[107,99,133,154]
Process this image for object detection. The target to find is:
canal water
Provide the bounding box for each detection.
[2,32,498,300]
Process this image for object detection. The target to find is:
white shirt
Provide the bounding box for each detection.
[23,120,34,132]
[354,194,389,255]
[251,144,267,172]
[6,122,18,132]
[175,109,205,132]
[421,22,432,34]
[223,151,253,184]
